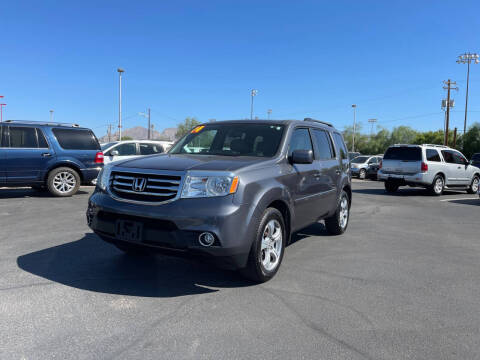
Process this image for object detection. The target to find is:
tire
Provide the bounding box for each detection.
[359,169,366,180]
[325,190,350,235]
[47,167,81,197]
[241,208,286,283]
[467,175,479,194]
[114,241,149,256]
[385,181,399,193]
[430,175,444,196]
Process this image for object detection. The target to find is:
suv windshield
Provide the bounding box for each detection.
[351,156,369,164]
[384,146,422,161]
[170,123,285,157]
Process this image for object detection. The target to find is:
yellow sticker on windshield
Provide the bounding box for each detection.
[191,125,205,134]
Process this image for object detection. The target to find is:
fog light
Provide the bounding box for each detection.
[199,232,215,247]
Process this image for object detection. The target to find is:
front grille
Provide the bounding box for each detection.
[110,171,182,203]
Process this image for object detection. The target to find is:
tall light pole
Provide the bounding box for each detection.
[351,104,357,152]
[250,89,258,120]
[117,68,125,141]
[457,52,479,135]
[368,118,377,137]
[49,110,54,122]
[267,109,272,120]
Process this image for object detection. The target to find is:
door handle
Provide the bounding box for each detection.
[41,153,52,157]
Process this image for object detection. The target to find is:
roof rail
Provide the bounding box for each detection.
[422,144,449,148]
[303,118,333,127]
[4,120,80,127]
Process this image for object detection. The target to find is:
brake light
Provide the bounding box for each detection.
[95,151,104,164]
[421,161,428,172]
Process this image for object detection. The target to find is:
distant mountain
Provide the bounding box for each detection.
[98,126,177,143]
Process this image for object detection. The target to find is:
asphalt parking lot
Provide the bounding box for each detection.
[1,181,479,360]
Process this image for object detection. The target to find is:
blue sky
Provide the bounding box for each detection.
[1,0,479,137]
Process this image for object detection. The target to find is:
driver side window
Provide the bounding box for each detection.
[110,143,137,156]
[289,128,313,157]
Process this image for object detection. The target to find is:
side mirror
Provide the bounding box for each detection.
[291,149,314,164]
[110,150,119,156]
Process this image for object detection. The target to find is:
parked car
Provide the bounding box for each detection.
[348,151,361,160]
[377,144,480,195]
[471,153,480,169]
[0,120,103,196]
[350,155,382,179]
[87,119,352,282]
[101,140,167,164]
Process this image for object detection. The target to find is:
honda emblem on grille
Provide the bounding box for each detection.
[132,177,147,192]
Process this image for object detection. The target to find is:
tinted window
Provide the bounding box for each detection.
[36,128,48,148]
[170,124,285,157]
[426,149,441,162]
[452,151,467,165]
[384,147,422,161]
[139,143,164,155]
[52,128,100,150]
[333,133,348,159]
[112,143,137,156]
[289,128,313,156]
[441,150,455,164]
[9,126,38,148]
[311,129,334,159]
[101,142,117,151]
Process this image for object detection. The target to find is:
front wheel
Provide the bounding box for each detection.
[325,190,350,235]
[359,169,366,180]
[467,175,479,194]
[241,208,286,283]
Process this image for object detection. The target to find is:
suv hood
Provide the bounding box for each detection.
[114,153,271,172]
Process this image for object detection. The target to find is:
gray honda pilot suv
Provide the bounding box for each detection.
[87,119,352,282]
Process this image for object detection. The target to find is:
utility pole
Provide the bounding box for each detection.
[443,79,458,146]
[147,108,151,140]
[267,109,272,120]
[107,124,112,142]
[457,53,479,135]
[0,96,5,123]
[49,110,54,122]
[351,104,357,152]
[453,128,458,148]
[250,89,258,120]
[368,118,377,138]
[117,68,125,141]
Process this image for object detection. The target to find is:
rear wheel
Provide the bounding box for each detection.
[325,190,350,235]
[47,167,81,197]
[430,175,444,196]
[467,175,479,194]
[385,181,399,193]
[241,208,285,283]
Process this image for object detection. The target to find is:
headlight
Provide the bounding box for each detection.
[97,165,112,191]
[181,173,239,198]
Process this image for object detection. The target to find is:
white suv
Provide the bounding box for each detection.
[378,144,480,195]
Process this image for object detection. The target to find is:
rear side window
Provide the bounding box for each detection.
[426,149,441,162]
[332,133,348,159]
[52,128,100,150]
[384,147,422,161]
[139,143,164,155]
[311,129,334,159]
[9,126,38,148]
[112,143,137,156]
[289,128,313,156]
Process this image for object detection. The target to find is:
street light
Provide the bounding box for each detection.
[117,68,125,141]
[457,52,479,134]
[351,104,357,152]
[50,110,54,122]
[250,89,258,120]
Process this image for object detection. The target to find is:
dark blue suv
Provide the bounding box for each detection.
[0,121,103,196]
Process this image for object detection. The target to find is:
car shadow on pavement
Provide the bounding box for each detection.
[353,188,465,197]
[17,233,252,298]
[449,199,480,206]
[289,222,328,245]
[0,188,89,199]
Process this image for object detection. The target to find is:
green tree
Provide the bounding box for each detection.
[121,136,133,140]
[390,126,418,145]
[461,122,480,159]
[175,117,201,139]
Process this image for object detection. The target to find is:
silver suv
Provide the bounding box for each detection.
[378,144,480,195]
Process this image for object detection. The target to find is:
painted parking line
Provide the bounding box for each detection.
[440,197,479,202]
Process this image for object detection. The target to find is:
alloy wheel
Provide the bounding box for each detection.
[261,219,283,271]
[53,171,76,194]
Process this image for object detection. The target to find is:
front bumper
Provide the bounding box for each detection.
[377,171,431,186]
[87,190,254,269]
